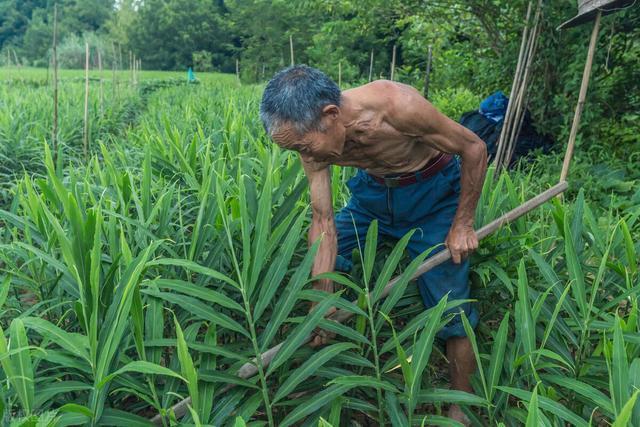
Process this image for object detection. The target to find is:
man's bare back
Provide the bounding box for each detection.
[273,80,487,265]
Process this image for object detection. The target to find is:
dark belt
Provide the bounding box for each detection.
[368,153,453,187]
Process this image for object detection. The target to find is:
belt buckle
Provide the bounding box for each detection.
[384,177,400,188]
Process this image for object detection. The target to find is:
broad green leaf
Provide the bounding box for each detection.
[233,416,247,427]
[516,260,535,357]
[199,324,217,423]
[142,290,249,338]
[419,389,488,406]
[611,315,629,415]
[253,211,305,320]
[174,315,199,416]
[620,220,637,277]
[498,387,588,427]
[629,358,640,427]
[99,408,154,426]
[487,312,509,401]
[21,317,90,364]
[146,258,239,289]
[385,391,408,427]
[151,278,244,312]
[371,229,414,303]
[266,293,339,376]
[381,312,412,386]
[461,312,488,401]
[58,403,93,418]
[279,384,354,427]
[612,390,640,427]
[9,318,34,414]
[564,217,588,321]
[329,375,398,393]
[0,275,10,309]
[97,361,185,389]
[273,342,355,403]
[34,381,92,408]
[363,220,378,286]
[408,296,447,416]
[542,375,613,415]
[248,168,272,297]
[525,384,540,427]
[260,239,320,350]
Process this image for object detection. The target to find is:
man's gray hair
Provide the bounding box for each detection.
[260,65,341,136]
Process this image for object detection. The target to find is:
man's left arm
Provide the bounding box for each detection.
[391,84,488,263]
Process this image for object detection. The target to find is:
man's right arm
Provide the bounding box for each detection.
[301,155,336,295]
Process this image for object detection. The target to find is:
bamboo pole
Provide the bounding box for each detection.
[559,11,602,184]
[368,49,374,82]
[118,43,123,72]
[83,42,90,160]
[493,1,532,170]
[502,1,542,168]
[289,34,295,66]
[151,180,569,424]
[52,3,58,158]
[390,44,397,81]
[98,50,104,117]
[111,42,117,99]
[423,45,433,99]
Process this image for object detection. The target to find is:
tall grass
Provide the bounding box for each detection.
[0,68,638,426]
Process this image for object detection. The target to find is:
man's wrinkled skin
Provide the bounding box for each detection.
[271,80,487,425]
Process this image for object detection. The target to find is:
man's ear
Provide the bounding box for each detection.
[321,104,340,120]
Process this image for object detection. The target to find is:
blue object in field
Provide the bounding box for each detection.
[479,91,508,123]
[187,67,196,82]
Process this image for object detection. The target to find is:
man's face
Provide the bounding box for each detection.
[272,114,345,162]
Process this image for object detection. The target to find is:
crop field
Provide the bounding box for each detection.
[0,67,639,426]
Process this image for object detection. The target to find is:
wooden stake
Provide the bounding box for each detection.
[236,58,240,82]
[502,1,542,168]
[12,49,19,67]
[368,49,374,82]
[111,42,117,99]
[118,43,123,71]
[52,3,59,157]
[151,180,569,424]
[494,1,532,170]
[289,34,294,66]
[423,45,433,99]
[98,50,104,117]
[83,42,90,160]
[559,11,602,183]
[390,44,396,81]
[504,13,542,166]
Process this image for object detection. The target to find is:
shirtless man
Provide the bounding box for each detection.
[260,65,487,424]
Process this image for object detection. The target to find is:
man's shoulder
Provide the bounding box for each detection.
[351,79,401,95]
[350,80,421,110]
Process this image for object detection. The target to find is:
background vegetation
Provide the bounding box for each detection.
[1,1,638,145]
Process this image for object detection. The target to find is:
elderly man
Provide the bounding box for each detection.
[260,65,487,423]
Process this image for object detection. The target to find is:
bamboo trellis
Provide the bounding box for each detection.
[493,0,543,174]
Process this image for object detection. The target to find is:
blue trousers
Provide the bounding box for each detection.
[335,157,478,340]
